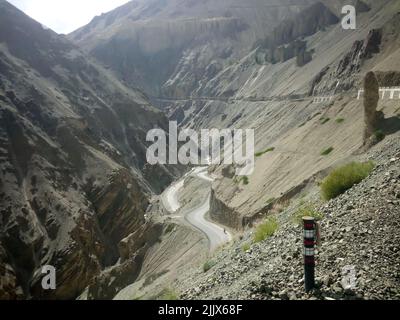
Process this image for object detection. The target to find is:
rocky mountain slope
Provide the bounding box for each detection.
[69,1,400,234]
[69,0,315,98]
[0,0,180,299]
[1,0,399,301]
[184,0,400,231]
[178,134,400,300]
[103,0,399,300]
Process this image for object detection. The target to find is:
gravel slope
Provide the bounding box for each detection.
[177,134,400,300]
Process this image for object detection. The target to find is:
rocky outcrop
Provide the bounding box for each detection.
[69,0,312,99]
[88,169,148,253]
[310,28,383,97]
[362,29,382,59]
[0,244,24,299]
[355,0,371,13]
[87,17,247,97]
[257,2,338,66]
[209,189,242,230]
[376,71,400,87]
[85,223,164,300]
[363,72,380,141]
[259,40,313,66]
[273,2,338,46]
[336,29,382,78]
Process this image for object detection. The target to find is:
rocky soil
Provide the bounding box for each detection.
[178,135,400,300]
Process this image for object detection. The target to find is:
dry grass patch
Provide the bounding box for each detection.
[321,161,375,200]
[253,217,278,243]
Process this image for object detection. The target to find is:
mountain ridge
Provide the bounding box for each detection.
[0,0,181,299]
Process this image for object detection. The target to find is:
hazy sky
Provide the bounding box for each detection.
[7,0,131,34]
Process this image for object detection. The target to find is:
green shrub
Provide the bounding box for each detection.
[253,217,278,243]
[321,147,334,156]
[255,147,275,157]
[335,118,345,123]
[298,121,307,128]
[203,260,217,272]
[320,161,375,200]
[374,130,385,142]
[266,197,276,205]
[320,117,330,124]
[235,176,250,185]
[158,288,179,300]
[293,203,323,225]
[165,224,175,234]
[242,243,251,252]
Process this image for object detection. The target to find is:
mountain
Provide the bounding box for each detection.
[69,0,315,99]
[68,0,400,300]
[69,0,400,229]
[1,0,400,301]
[0,0,180,299]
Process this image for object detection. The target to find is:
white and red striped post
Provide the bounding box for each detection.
[303,216,316,292]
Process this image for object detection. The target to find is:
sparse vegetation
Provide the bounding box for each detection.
[165,224,176,234]
[298,121,307,128]
[293,202,323,225]
[253,217,278,243]
[268,199,290,214]
[321,147,334,156]
[374,129,386,142]
[335,118,345,123]
[320,117,330,124]
[234,176,250,185]
[320,161,375,200]
[242,243,251,252]
[242,176,249,185]
[266,197,276,205]
[255,147,275,157]
[203,260,217,272]
[158,288,179,300]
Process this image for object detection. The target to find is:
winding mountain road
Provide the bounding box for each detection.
[161,167,232,251]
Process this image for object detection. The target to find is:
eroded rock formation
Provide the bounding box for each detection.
[0,1,177,300]
[257,2,338,66]
[363,71,380,141]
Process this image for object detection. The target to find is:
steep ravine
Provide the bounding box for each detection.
[0,1,179,300]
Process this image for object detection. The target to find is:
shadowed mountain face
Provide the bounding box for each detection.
[69,0,316,98]
[0,0,179,299]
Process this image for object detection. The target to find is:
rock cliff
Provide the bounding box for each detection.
[0,0,177,299]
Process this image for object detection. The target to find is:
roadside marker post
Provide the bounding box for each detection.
[303,216,316,292]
